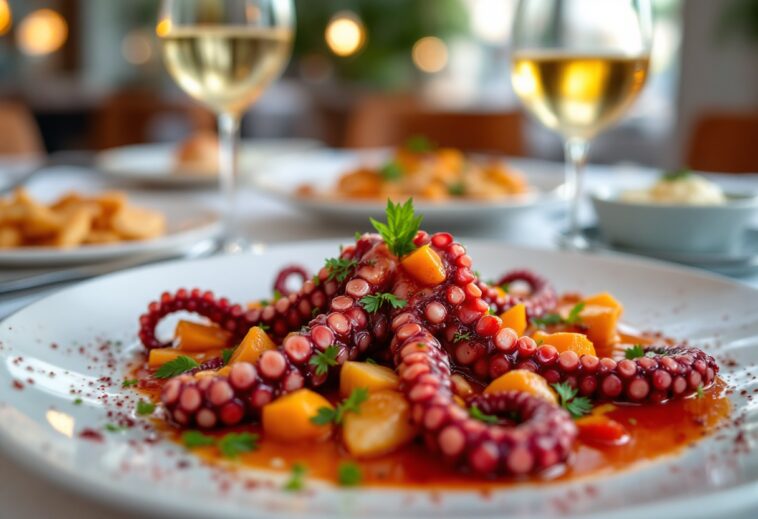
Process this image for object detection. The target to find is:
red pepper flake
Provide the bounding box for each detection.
[11,380,24,390]
[79,428,104,442]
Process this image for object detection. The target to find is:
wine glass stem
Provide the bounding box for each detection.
[563,137,589,248]
[218,112,242,251]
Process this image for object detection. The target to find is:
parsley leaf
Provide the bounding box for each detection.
[325,257,358,282]
[136,400,155,416]
[453,331,472,343]
[310,387,369,425]
[447,181,466,196]
[359,292,407,313]
[696,384,705,399]
[380,161,404,182]
[469,405,499,424]
[338,462,362,486]
[354,231,363,241]
[405,135,436,153]
[122,378,138,388]
[662,168,692,182]
[624,344,646,360]
[309,345,340,376]
[104,423,125,433]
[154,355,199,379]
[218,432,259,459]
[181,430,216,448]
[565,302,585,325]
[500,283,510,293]
[552,382,593,419]
[284,463,308,491]
[312,274,321,286]
[73,398,83,405]
[370,199,423,258]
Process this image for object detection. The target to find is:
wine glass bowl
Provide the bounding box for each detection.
[510,0,653,248]
[158,0,294,251]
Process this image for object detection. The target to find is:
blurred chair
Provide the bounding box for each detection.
[91,89,216,149]
[0,101,44,156]
[345,95,526,156]
[686,112,758,173]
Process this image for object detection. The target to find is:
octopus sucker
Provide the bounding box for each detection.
[137,201,720,478]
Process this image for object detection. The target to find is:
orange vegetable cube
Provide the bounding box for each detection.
[532,331,596,357]
[148,348,222,368]
[340,361,399,397]
[342,390,418,457]
[400,244,446,285]
[175,320,232,352]
[228,327,276,365]
[262,389,333,442]
[484,369,558,404]
[583,292,623,313]
[500,303,527,336]
[579,305,621,351]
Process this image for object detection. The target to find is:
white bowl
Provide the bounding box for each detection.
[591,189,758,253]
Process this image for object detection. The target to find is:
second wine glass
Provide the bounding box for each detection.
[510,0,653,249]
[159,0,294,252]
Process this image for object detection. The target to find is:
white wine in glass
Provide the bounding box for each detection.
[510,0,652,249]
[159,0,294,252]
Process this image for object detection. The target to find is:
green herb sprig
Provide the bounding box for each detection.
[370,199,423,258]
[154,356,199,379]
[359,292,407,313]
[311,387,369,425]
[469,405,499,424]
[309,345,340,376]
[552,382,593,419]
[325,257,358,282]
[532,302,585,329]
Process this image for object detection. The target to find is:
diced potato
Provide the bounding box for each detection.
[340,361,399,397]
[342,390,418,457]
[262,389,333,442]
[484,369,558,404]
[175,320,232,352]
[583,292,623,312]
[532,331,596,356]
[0,226,22,248]
[579,305,621,351]
[500,303,527,336]
[400,244,446,285]
[111,206,165,240]
[228,326,276,365]
[54,207,93,248]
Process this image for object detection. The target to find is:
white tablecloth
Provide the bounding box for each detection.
[2,164,758,518]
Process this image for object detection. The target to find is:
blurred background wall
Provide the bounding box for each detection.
[0,0,755,170]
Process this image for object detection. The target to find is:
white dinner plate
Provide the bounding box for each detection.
[0,199,221,267]
[97,140,322,188]
[253,149,566,227]
[0,241,756,518]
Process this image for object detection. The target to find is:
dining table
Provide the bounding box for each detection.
[2,158,758,519]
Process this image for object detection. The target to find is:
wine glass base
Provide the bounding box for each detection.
[557,231,591,251]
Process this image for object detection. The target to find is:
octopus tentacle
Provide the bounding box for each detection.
[478,269,558,319]
[161,240,399,427]
[273,265,310,296]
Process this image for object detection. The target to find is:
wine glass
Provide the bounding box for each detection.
[510,0,652,249]
[158,0,294,252]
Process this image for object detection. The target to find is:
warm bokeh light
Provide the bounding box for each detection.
[155,18,172,37]
[324,11,365,57]
[16,9,68,56]
[412,36,448,73]
[0,0,12,36]
[122,30,153,65]
[45,409,74,439]
[471,0,513,44]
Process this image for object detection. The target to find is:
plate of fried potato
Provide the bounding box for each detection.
[254,146,565,227]
[0,189,221,266]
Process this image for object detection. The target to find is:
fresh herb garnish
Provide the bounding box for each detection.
[535,339,544,346]
[284,463,308,491]
[310,387,369,425]
[380,161,404,182]
[405,135,435,153]
[359,292,407,313]
[365,358,378,365]
[354,231,363,241]
[154,356,199,379]
[218,432,259,459]
[370,199,423,258]
[552,382,593,419]
[447,181,466,196]
[469,405,499,424]
[73,398,83,405]
[453,331,472,343]
[181,430,216,448]
[325,257,358,282]
[696,384,705,399]
[500,283,510,293]
[662,168,692,182]
[532,302,585,329]
[338,462,362,486]
[312,275,321,286]
[222,348,235,365]
[136,400,155,416]
[104,423,125,433]
[309,345,340,376]
[624,344,646,360]
[122,378,138,388]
